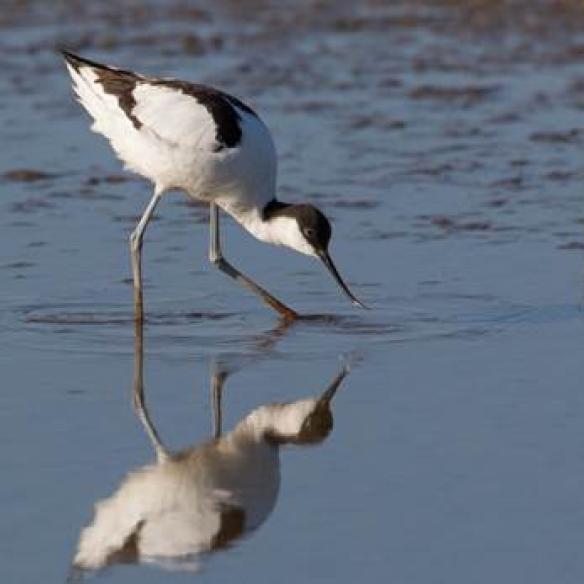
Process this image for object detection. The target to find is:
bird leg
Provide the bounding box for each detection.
[132,319,169,462]
[210,359,229,439]
[208,202,299,321]
[129,189,162,323]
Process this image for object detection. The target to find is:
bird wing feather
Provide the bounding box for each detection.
[65,57,223,189]
[131,82,218,151]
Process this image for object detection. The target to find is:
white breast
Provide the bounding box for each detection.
[207,111,278,217]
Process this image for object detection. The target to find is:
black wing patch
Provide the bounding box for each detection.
[63,51,258,150]
[149,79,258,151]
[104,520,145,567]
[210,506,246,550]
[62,50,142,130]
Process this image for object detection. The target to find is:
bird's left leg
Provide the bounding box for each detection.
[129,188,163,322]
[132,319,169,462]
[208,203,298,321]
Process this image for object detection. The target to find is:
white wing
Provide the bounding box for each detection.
[132,83,220,151]
[64,54,230,190]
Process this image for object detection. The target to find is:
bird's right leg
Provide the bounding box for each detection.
[210,359,229,439]
[208,202,299,321]
[132,319,168,462]
[129,188,162,322]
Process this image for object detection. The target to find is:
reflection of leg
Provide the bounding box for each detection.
[211,360,228,439]
[129,189,162,322]
[208,202,299,321]
[132,320,168,461]
[252,317,297,351]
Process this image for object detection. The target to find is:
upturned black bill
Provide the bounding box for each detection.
[318,251,367,309]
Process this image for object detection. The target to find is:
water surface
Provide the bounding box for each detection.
[1,2,584,583]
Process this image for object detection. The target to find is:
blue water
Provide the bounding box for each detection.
[1,2,584,583]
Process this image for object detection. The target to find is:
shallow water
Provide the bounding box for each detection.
[1,1,584,583]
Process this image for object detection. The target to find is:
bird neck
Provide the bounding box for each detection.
[262,199,292,220]
[237,400,318,443]
[232,199,294,248]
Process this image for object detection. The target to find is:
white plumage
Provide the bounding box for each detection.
[65,58,276,217]
[73,396,336,572]
[63,51,365,320]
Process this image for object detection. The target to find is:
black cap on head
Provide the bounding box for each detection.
[262,199,366,308]
[292,204,332,253]
[292,204,366,308]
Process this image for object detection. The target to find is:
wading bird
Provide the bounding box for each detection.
[72,328,347,573]
[62,51,365,321]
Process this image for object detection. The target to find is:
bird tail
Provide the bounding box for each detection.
[61,50,142,136]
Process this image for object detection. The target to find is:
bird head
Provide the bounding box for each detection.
[264,366,348,445]
[268,204,366,308]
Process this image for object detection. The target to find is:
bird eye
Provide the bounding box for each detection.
[304,228,315,238]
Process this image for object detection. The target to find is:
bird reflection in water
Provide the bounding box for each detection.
[72,323,349,575]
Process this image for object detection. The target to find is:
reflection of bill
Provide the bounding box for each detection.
[72,339,348,574]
